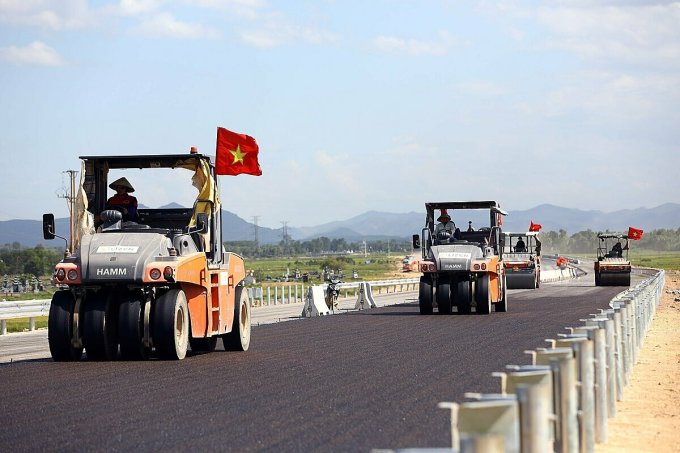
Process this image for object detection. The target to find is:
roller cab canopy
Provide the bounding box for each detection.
[423,201,508,231]
[73,153,220,253]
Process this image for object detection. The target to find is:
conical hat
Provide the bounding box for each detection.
[109,177,135,193]
[437,209,450,221]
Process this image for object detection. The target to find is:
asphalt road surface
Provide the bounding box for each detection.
[0,275,625,452]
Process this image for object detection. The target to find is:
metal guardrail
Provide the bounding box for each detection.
[248,278,420,307]
[0,278,422,333]
[387,268,665,453]
[0,299,51,335]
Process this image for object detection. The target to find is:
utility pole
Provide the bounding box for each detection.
[251,215,260,254]
[57,170,78,251]
[281,221,289,246]
[363,240,367,258]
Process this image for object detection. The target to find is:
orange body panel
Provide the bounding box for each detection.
[472,256,503,302]
[144,252,246,339]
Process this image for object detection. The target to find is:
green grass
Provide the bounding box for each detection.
[2,316,48,333]
[569,251,680,271]
[246,253,411,287]
[1,290,55,301]
[629,251,680,271]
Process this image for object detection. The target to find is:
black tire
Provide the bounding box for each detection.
[119,299,150,360]
[436,282,452,315]
[154,289,189,360]
[48,290,83,361]
[418,276,433,315]
[456,279,472,314]
[223,285,252,351]
[595,271,601,286]
[496,276,508,312]
[190,336,217,353]
[476,275,491,315]
[83,292,118,361]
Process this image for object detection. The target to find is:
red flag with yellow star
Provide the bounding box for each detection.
[215,127,262,176]
[628,227,644,240]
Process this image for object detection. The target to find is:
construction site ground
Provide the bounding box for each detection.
[596,270,680,453]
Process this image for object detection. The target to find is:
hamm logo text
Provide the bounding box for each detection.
[97,268,127,276]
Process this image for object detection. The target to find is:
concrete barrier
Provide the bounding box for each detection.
[354,282,377,310]
[301,286,331,317]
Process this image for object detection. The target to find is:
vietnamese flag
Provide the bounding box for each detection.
[215,127,262,176]
[529,221,542,232]
[628,227,644,240]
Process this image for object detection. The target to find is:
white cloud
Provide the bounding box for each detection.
[116,0,165,16]
[536,3,680,66]
[0,41,65,66]
[133,12,221,39]
[181,0,266,19]
[0,0,96,29]
[485,1,680,68]
[458,80,507,97]
[372,31,456,56]
[520,70,680,122]
[238,13,341,48]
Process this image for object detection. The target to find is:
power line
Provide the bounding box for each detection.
[281,221,289,246]
[251,215,260,252]
[57,170,78,251]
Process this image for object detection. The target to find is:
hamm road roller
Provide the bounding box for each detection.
[42,152,251,360]
[413,201,508,315]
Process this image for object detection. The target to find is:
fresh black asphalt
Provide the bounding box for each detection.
[0,277,623,452]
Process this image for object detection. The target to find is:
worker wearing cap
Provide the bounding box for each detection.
[106,177,138,222]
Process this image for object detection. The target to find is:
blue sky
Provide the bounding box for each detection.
[1,0,679,228]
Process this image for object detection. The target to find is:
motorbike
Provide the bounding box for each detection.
[325,275,342,311]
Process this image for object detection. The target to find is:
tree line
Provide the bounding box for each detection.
[0,242,65,277]
[1,227,678,276]
[537,228,680,254]
[224,237,413,258]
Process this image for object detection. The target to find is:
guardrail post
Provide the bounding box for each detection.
[441,397,520,453]
[608,306,624,401]
[1,319,6,335]
[267,287,271,306]
[500,365,554,452]
[582,325,608,443]
[552,354,579,453]
[592,314,617,419]
[553,336,594,453]
[460,433,505,453]
[29,317,35,331]
[516,381,552,453]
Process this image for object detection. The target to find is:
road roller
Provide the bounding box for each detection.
[594,233,631,286]
[503,231,541,289]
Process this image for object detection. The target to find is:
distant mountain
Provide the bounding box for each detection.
[1,203,678,248]
[291,211,422,241]
[502,203,680,233]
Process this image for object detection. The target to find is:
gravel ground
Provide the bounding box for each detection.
[596,270,680,453]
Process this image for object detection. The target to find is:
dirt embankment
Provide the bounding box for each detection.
[596,271,680,453]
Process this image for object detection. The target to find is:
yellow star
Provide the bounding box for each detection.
[229,145,247,165]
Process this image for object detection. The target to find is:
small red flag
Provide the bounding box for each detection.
[215,127,262,176]
[628,227,644,240]
[529,221,542,232]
